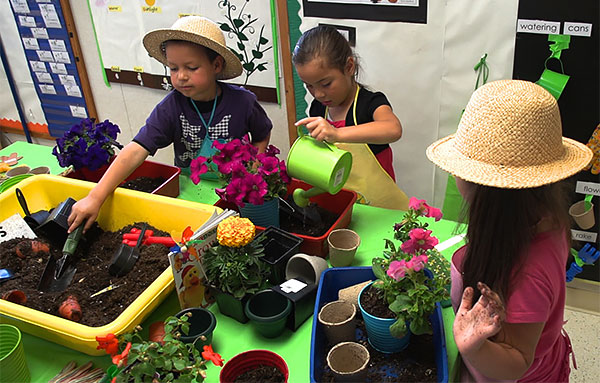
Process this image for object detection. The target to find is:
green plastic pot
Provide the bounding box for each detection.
[245,290,292,338]
[176,307,217,351]
[0,324,30,383]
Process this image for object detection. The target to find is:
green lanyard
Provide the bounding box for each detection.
[190,95,217,133]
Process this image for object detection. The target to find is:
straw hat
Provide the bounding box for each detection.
[143,16,242,80]
[426,80,592,188]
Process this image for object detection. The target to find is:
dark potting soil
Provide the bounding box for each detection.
[233,365,285,383]
[0,222,170,327]
[120,176,166,193]
[320,283,437,382]
[279,202,338,237]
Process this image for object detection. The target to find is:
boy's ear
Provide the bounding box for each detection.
[214,55,225,75]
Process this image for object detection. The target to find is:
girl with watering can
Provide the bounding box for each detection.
[292,25,409,210]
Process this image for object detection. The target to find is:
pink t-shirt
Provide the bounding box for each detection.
[451,230,573,382]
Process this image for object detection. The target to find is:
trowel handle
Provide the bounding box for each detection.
[63,225,84,256]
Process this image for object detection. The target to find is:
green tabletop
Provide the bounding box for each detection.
[1,141,464,382]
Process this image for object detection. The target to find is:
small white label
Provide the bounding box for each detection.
[49,39,66,52]
[30,60,47,72]
[49,62,67,74]
[576,181,600,196]
[564,22,592,37]
[39,84,56,94]
[10,0,30,14]
[571,230,598,243]
[36,50,54,62]
[70,105,87,118]
[19,15,36,27]
[39,3,61,28]
[22,37,39,50]
[31,27,48,39]
[53,51,71,64]
[0,214,37,244]
[517,19,561,35]
[35,71,53,84]
[280,278,307,294]
[333,168,345,188]
[58,74,76,86]
[65,84,81,98]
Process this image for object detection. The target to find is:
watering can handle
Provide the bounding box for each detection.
[296,124,338,152]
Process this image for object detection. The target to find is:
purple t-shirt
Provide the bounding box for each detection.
[134,82,272,167]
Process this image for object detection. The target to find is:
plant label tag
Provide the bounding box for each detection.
[280,278,307,294]
[0,214,37,244]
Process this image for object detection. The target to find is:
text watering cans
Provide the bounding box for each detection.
[286,127,352,207]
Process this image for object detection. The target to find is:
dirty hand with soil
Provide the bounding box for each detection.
[453,282,505,357]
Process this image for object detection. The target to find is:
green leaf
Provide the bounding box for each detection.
[220,24,231,32]
[239,33,248,41]
[372,261,386,280]
[389,318,408,338]
[257,64,267,71]
[237,42,245,51]
[259,37,268,45]
[136,361,156,376]
[243,63,255,71]
[389,295,412,313]
[173,357,187,371]
[252,50,263,59]
[410,317,433,335]
[233,18,244,28]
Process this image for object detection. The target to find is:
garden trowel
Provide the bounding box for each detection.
[38,224,84,292]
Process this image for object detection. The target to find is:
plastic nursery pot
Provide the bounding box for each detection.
[244,289,292,338]
[317,300,357,345]
[212,286,251,324]
[220,349,289,383]
[569,200,595,230]
[239,197,280,228]
[175,307,217,351]
[255,226,303,285]
[0,324,30,383]
[326,341,369,382]
[358,281,410,353]
[285,253,329,285]
[327,229,360,267]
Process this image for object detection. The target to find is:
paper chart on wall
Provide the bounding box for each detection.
[88,0,276,91]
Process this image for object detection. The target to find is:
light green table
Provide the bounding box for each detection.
[0,141,464,382]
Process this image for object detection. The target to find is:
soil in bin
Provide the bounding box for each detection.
[0,222,170,327]
[233,365,285,383]
[279,202,338,237]
[120,176,166,193]
[319,284,437,382]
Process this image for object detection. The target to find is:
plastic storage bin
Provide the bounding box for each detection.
[0,175,219,355]
[66,158,181,197]
[215,179,357,258]
[310,267,449,383]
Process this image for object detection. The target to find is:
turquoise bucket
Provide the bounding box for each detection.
[358,282,411,353]
[239,197,280,228]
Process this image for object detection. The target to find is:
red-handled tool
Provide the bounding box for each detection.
[122,235,176,247]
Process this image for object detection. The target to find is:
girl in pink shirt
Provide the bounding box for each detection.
[426,80,593,382]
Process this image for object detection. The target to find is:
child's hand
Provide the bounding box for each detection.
[295,117,339,143]
[67,196,103,233]
[454,282,505,357]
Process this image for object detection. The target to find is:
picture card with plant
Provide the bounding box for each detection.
[52,118,123,171]
[371,197,450,338]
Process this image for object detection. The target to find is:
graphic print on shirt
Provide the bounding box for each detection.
[177,114,231,163]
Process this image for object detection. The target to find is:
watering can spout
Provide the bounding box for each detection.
[292,186,327,207]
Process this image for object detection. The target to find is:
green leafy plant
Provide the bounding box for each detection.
[96,313,223,383]
[371,197,450,338]
[202,216,270,298]
[219,0,272,85]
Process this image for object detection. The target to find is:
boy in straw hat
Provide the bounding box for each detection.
[68,16,272,232]
[427,80,592,382]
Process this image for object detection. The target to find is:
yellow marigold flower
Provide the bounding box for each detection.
[217,216,255,247]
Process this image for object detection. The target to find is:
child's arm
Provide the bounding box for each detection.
[252,132,271,153]
[295,105,402,144]
[67,142,149,233]
[454,283,543,380]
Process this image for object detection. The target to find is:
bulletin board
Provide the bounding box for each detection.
[5,0,97,138]
[87,0,279,103]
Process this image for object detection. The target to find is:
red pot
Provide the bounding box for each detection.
[219,349,288,383]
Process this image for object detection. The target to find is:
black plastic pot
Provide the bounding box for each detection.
[175,307,217,351]
[255,226,303,284]
[210,286,250,324]
[245,289,292,338]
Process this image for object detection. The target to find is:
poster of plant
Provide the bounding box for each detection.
[302,0,427,23]
[88,0,278,102]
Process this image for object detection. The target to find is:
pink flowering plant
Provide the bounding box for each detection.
[189,138,290,207]
[372,197,450,338]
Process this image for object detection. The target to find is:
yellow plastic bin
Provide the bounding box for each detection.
[0,174,219,355]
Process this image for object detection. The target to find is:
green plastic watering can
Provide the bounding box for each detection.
[286,126,352,207]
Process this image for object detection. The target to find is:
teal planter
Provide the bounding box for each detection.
[239,197,280,228]
[176,307,217,351]
[245,290,291,338]
[358,281,411,353]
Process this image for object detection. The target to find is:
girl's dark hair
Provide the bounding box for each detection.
[461,181,571,303]
[292,25,359,78]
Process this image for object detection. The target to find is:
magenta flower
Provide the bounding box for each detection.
[407,254,428,272]
[387,260,408,281]
[257,155,279,176]
[265,145,280,156]
[190,156,209,184]
[278,161,290,183]
[243,173,268,205]
[425,205,443,221]
[224,178,248,206]
[401,228,439,254]
[408,197,427,211]
[408,197,443,221]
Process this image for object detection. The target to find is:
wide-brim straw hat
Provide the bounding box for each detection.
[143,16,242,80]
[427,80,592,188]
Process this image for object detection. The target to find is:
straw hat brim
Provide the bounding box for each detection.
[426,134,593,188]
[143,29,243,80]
